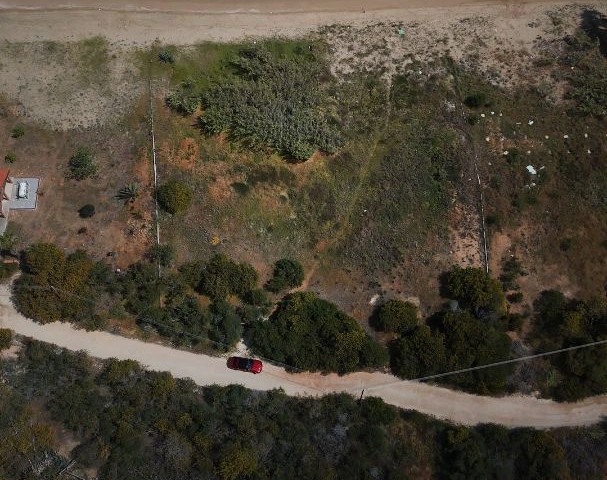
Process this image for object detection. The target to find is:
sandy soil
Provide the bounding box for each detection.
[1,283,606,428]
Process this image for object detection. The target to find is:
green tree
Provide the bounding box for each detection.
[370,299,418,334]
[265,258,305,292]
[68,147,97,180]
[217,447,258,480]
[157,179,193,214]
[250,292,386,373]
[437,311,512,394]
[441,266,506,315]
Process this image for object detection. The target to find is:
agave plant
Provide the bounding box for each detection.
[116,183,140,204]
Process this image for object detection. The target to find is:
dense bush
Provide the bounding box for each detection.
[533,291,607,400]
[198,254,258,300]
[169,46,343,161]
[249,292,388,373]
[0,328,11,350]
[68,147,97,180]
[370,299,418,334]
[13,244,96,324]
[390,325,446,378]
[265,258,305,292]
[441,267,506,316]
[0,261,18,282]
[10,124,24,138]
[157,179,193,214]
[2,342,605,480]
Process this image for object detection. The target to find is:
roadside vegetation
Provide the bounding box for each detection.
[1,341,606,480]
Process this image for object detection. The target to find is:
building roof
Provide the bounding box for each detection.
[0,169,9,188]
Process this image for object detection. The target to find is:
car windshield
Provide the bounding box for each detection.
[238,358,252,370]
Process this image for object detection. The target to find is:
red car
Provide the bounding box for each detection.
[227,356,263,374]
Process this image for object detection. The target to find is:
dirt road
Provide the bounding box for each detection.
[0,0,595,45]
[1,285,606,428]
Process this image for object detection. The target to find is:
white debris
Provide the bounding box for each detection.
[488,162,492,166]
[584,133,588,138]
[530,182,536,187]
[588,149,591,154]
[369,294,380,306]
[528,120,534,125]
[481,113,486,118]
[485,137,490,142]
[539,166,546,170]
[526,151,531,155]
[516,122,522,125]
[418,70,422,74]
[545,135,549,139]
[503,151,509,155]
[563,134,569,139]
[526,165,537,175]
[491,111,495,115]
[499,113,503,117]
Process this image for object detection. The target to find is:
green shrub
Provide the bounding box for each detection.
[78,204,96,218]
[441,267,506,316]
[10,125,24,138]
[265,258,305,292]
[4,152,16,164]
[370,300,418,334]
[249,292,387,373]
[0,262,18,282]
[158,50,175,64]
[68,147,97,180]
[198,254,258,300]
[173,46,343,161]
[0,328,11,350]
[157,180,193,214]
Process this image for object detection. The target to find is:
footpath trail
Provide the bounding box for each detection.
[1,286,606,428]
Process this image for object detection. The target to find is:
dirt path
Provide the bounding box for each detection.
[1,285,606,428]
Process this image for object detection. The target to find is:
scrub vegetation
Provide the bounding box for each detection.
[1,342,606,480]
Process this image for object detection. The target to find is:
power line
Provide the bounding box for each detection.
[410,339,607,383]
[362,338,607,393]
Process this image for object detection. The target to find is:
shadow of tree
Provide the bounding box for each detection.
[581,9,607,57]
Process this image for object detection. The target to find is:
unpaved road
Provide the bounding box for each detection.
[1,286,606,428]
